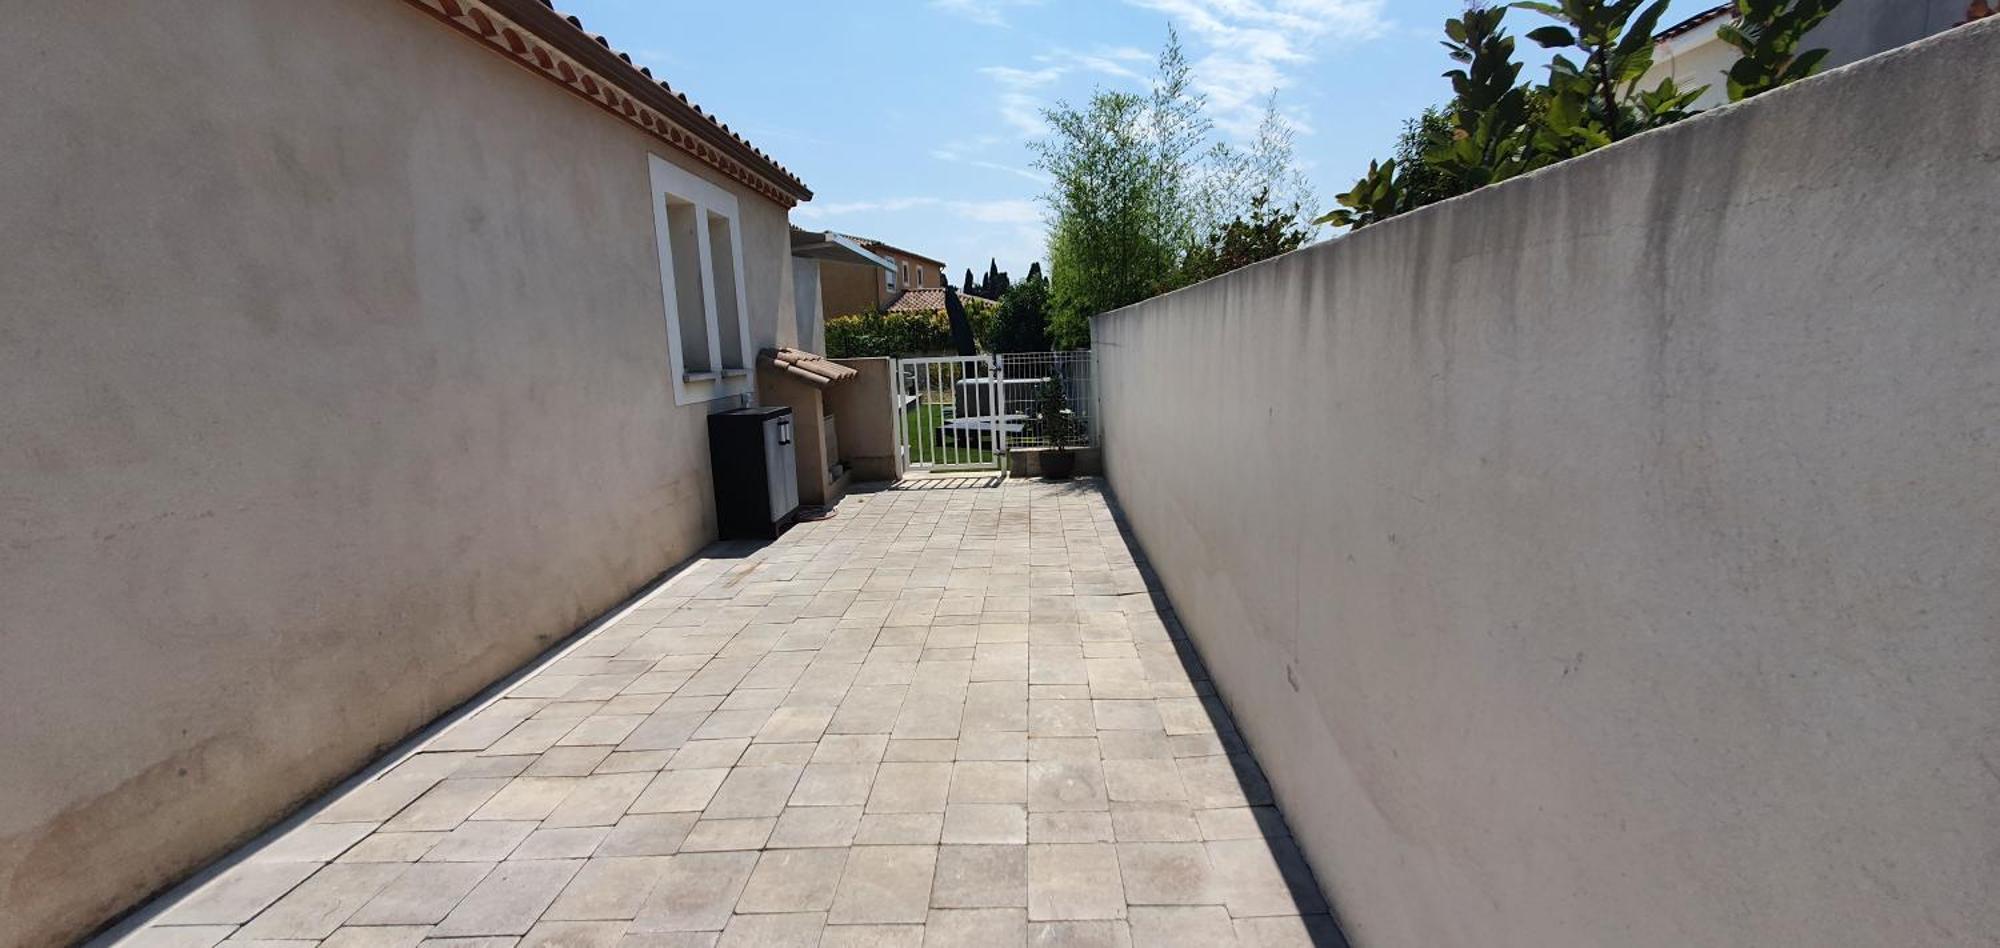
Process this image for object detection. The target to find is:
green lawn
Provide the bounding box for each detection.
[903,401,997,468]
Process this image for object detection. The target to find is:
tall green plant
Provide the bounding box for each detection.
[1718,0,1843,101]
[1434,6,1539,190]
[1514,0,1696,154]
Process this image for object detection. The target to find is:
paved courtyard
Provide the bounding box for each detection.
[116,478,1340,947]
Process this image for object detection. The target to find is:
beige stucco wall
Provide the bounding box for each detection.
[821,258,888,318]
[0,1,797,944]
[829,359,901,482]
[1094,21,1999,948]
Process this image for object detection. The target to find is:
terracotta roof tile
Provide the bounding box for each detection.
[885,288,998,313]
[759,347,858,388]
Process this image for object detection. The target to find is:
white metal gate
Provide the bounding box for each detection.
[895,355,1010,472]
[893,351,1099,476]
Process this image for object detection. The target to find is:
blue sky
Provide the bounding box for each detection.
[554,0,1720,280]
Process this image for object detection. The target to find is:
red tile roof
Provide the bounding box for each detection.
[1656,4,1733,42]
[885,288,998,313]
[760,348,858,387]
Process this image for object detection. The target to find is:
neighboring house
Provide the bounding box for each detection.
[1645,0,1978,110]
[3,1,822,944]
[791,228,895,354]
[886,286,999,314]
[819,235,952,316]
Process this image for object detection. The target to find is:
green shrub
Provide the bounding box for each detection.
[824,297,1001,359]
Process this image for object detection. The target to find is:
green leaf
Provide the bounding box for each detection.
[1526,25,1577,48]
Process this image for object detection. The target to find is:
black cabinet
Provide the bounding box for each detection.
[708,406,800,539]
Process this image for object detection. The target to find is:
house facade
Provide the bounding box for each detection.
[0,1,814,943]
[818,236,951,316]
[1643,0,1978,110]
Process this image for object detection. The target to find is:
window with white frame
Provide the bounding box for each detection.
[649,155,753,405]
[886,260,898,292]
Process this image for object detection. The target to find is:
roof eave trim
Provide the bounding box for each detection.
[402,0,812,206]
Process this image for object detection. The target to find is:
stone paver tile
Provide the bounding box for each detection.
[154,862,321,925]
[756,706,836,743]
[619,711,708,752]
[346,862,493,926]
[1232,914,1349,947]
[235,862,407,939]
[931,845,1027,908]
[740,742,817,766]
[716,912,826,947]
[545,773,652,828]
[812,734,890,764]
[956,732,1027,762]
[737,848,850,913]
[1101,759,1185,804]
[472,777,581,822]
[518,919,627,947]
[320,926,432,948]
[1028,738,1099,762]
[114,926,237,948]
[424,820,537,863]
[249,822,379,864]
[666,740,751,771]
[1027,700,1094,738]
[883,739,957,762]
[543,856,671,921]
[338,832,445,863]
[1027,844,1125,921]
[925,907,1026,945]
[949,761,1026,805]
[1109,803,1201,843]
[1127,906,1237,948]
[417,936,523,947]
[629,851,758,933]
[515,826,611,860]
[854,813,944,846]
[489,718,582,756]
[865,762,953,814]
[598,750,675,774]
[819,923,924,947]
[597,813,697,857]
[828,845,937,924]
[1153,700,1216,737]
[528,746,615,778]
[1115,842,1217,906]
[1195,807,1290,842]
[1177,755,1272,809]
[690,709,772,741]
[1206,839,1327,918]
[703,765,804,819]
[961,682,1027,732]
[680,818,777,852]
[1096,731,1172,761]
[940,804,1028,846]
[1027,760,1107,813]
[631,769,730,814]
[791,763,879,807]
[430,859,583,937]
[381,778,510,832]
[1089,701,1159,732]
[616,933,718,947]
[559,715,648,747]
[1027,919,1133,947]
[769,805,865,848]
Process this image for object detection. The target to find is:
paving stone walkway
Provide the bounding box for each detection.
[116,478,1341,947]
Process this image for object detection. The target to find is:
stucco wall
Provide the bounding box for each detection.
[0,1,796,944]
[829,359,901,482]
[1093,21,1999,948]
[821,258,889,319]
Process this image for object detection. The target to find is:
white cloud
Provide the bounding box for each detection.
[979,65,1065,135]
[931,0,1043,27]
[1122,0,1389,136]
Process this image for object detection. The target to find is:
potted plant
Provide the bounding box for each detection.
[1032,373,1081,479]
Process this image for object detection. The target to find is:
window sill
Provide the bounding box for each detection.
[683,371,721,383]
